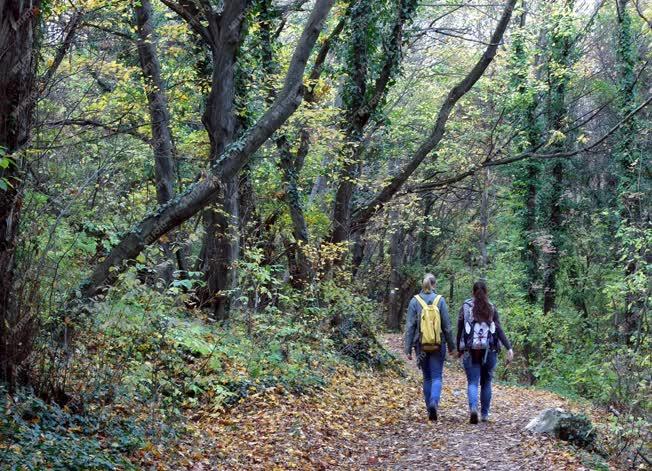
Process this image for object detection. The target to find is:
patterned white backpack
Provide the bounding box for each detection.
[460,299,496,351]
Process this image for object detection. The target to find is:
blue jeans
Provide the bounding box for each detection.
[463,350,497,417]
[420,344,447,409]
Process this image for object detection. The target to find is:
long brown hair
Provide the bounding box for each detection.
[472,280,494,323]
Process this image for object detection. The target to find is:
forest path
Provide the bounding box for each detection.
[177,334,598,470]
[358,334,591,470]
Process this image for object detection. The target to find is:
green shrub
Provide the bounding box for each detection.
[0,386,141,470]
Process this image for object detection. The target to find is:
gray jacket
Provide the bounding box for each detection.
[404,291,456,356]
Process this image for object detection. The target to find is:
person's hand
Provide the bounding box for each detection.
[407,353,412,361]
[506,349,514,362]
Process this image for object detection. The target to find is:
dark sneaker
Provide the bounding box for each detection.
[470,409,478,424]
[428,405,438,422]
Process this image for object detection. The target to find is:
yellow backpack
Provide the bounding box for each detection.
[415,294,442,352]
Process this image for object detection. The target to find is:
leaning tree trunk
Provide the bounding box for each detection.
[0,0,41,388]
[331,0,417,250]
[349,0,517,242]
[79,0,335,300]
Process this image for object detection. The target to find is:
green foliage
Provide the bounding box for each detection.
[320,281,398,370]
[0,385,140,470]
[0,146,14,191]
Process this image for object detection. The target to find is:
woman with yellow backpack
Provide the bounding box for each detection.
[404,273,456,421]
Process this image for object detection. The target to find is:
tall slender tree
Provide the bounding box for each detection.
[540,0,576,314]
[0,0,42,388]
[134,0,176,206]
[614,0,648,341]
[507,1,542,304]
[330,0,419,248]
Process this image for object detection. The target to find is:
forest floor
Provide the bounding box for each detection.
[154,334,609,470]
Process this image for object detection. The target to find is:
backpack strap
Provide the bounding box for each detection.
[414,295,429,311]
[415,294,442,311]
[433,294,443,310]
[463,300,474,323]
[462,301,474,349]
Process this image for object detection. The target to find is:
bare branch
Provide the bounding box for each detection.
[350,0,518,234]
[159,0,213,45]
[414,94,652,193]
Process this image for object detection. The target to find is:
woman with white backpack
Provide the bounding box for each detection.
[457,280,513,424]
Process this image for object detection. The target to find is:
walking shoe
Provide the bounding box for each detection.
[481,415,489,422]
[428,405,438,422]
[469,409,478,424]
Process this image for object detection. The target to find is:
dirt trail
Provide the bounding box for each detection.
[169,334,601,470]
[357,334,591,470]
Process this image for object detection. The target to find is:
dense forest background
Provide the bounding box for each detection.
[0,0,650,468]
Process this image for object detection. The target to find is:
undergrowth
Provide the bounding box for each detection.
[0,270,396,469]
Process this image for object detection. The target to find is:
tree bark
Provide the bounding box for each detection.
[277,135,313,287]
[79,0,336,300]
[134,0,181,283]
[0,0,41,387]
[196,1,246,318]
[329,1,370,245]
[134,0,176,205]
[478,170,491,277]
[385,210,404,330]
[203,178,239,319]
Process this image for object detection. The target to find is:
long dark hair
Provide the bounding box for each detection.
[472,280,494,323]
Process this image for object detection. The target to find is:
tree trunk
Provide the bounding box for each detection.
[523,160,539,304]
[542,0,574,314]
[0,0,41,388]
[79,0,336,300]
[385,211,404,330]
[134,0,176,205]
[330,0,418,247]
[330,2,368,243]
[614,0,647,342]
[134,0,180,283]
[277,135,313,287]
[419,193,435,264]
[203,178,239,319]
[478,170,491,277]
[270,14,346,284]
[543,160,563,314]
[199,3,246,317]
[509,5,541,304]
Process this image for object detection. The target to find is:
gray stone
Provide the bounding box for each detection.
[525,407,572,434]
[525,408,595,448]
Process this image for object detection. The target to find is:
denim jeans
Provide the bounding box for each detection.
[420,344,447,410]
[463,350,497,417]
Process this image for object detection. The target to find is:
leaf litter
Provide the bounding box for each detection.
[141,334,616,470]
